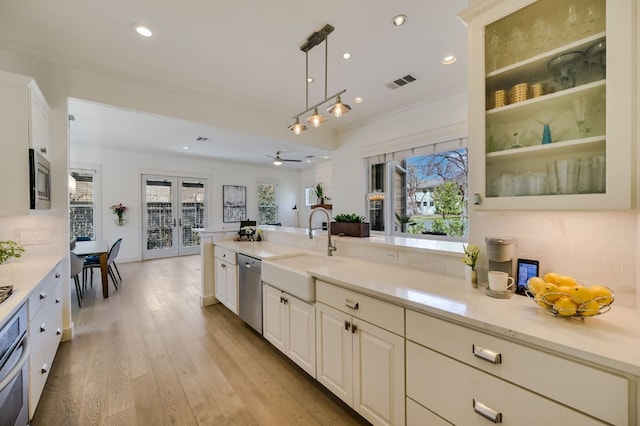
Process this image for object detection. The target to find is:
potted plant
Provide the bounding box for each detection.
[0,240,25,264]
[314,183,325,205]
[331,213,370,237]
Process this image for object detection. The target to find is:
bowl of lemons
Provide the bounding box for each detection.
[526,272,614,319]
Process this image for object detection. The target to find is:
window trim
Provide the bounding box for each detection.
[69,164,102,240]
[256,181,279,225]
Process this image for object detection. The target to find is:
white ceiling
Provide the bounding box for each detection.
[0,0,469,169]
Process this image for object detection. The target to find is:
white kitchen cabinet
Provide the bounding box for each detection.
[406,309,630,425]
[460,0,633,209]
[0,70,51,215]
[28,261,62,419]
[262,283,316,377]
[214,246,238,314]
[315,281,404,426]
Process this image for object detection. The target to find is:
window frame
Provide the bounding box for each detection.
[69,165,101,240]
[257,181,279,225]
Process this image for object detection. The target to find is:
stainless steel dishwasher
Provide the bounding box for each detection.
[238,253,262,333]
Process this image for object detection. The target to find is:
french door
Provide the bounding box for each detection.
[142,175,207,259]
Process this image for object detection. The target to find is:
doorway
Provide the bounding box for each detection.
[142,175,207,259]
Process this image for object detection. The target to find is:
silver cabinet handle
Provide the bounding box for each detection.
[40,323,46,333]
[245,263,251,269]
[56,328,62,336]
[39,292,47,300]
[55,273,60,278]
[41,363,49,374]
[473,344,502,364]
[40,147,47,154]
[221,253,226,257]
[351,324,358,334]
[221,263,226,269]
[56,298,61,304]
[473,399,502,423]
[345,299,359,310]
[344,320,350,331]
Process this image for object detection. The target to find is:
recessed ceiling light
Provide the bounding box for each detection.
[342,53,351,60]
[442,55,457,65]
[307,77,314,83]
[392,15,407,26]
[306,159,311,163]
[323,155,330,159]
[182,146,190,150]
[354,97,364,104]
[133,24,152,37]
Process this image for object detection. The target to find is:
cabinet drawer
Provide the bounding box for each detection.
[406,341,605,426]
[406,397,451,426]
[28,265,61,320]
[406,310,628,425]
[316,280,403,335]
[29,324,61,418]
[214,246,236,265]
[30,279,62,359]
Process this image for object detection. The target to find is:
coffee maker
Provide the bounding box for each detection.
[485,236,516,280]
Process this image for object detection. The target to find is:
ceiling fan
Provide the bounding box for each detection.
[267,151,302,165]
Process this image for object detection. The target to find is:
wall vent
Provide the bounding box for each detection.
[386,74,417,90]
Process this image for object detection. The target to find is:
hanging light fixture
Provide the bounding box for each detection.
[272,153,283,165]
[288,24,349,134]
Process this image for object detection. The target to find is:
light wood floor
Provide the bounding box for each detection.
[32,255,369,426]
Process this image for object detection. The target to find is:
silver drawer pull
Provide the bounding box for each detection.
[41,363,49,374]
[39,292,47,300]
[56,328,62,336]
[345,299,359,310]
[56,298,61,304]
[55,272,60,278]
[473,344,502,364]
[473,399,502,423]
[40,323,46,332]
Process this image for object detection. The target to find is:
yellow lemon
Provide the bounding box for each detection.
[544,272,561,284]
[557,275,578,287]
[554,296,578,317]
[558,286,572,295]
[589,285,614,305]
[570,286,594,304]
[527,277,546,294]
[539,283,561,302]
[534,292,550,309]
[580,300,600,316]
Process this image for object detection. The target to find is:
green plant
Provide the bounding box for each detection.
[334,213,366,223]
[314,183,324,199]
[0,240,25,264]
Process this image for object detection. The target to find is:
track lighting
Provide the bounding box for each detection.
[288,24,350,134]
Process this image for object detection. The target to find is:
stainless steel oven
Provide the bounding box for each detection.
[0,304,29,426]
[29,148,51,210]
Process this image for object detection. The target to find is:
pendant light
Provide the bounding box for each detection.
[288,24,349,134]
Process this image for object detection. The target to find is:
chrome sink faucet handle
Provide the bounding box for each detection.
[308,207,336,256]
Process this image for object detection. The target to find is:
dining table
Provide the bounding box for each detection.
[71,240,111,298]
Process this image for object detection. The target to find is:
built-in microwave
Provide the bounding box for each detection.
[29,148,51,210]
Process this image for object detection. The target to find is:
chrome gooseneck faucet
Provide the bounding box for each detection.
[308,208,337,256]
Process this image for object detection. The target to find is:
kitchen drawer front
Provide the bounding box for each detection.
[29,278,62,358]
[406,310,628,425]
[28,263,61,320]
[406,341,606,426]
[29,322,61,417]
[316,280,404,335]
[214,246,237,265]
[406,397,452,426]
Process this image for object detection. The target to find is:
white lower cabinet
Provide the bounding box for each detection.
[406,397,452,426]
[214,247,238,314]
[28,261,63,419]
[315,281,404,426]
[262,283,316,377]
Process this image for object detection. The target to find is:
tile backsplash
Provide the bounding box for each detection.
[471,210,638,309]
[0,215,65,259]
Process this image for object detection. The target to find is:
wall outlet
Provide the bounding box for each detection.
[385,251,399,261]
[19,231,51,245]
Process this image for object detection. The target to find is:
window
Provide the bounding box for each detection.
[69,169,97,239]
[257,183,278,225]
[366,138,468,240]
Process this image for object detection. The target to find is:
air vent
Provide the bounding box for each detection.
[386,74,417,90]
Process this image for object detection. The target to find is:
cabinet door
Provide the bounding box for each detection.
[285,295,315,378]
[28,82,50,159]
[315,302,353,405]
[262,284,285,351]
[225,263,238,314]
[462,0,633,209]
[214,258,226,304]
[352,318,405,426]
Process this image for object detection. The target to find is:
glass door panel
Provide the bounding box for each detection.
[179,180,206,255]
[143,176,178,259]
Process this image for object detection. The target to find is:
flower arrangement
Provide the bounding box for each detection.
[463,244,480,271]
[110,203,128,225]
[0,240,25,264]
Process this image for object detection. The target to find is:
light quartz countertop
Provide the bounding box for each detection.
[213,238,640,377]
[0,255,63,325]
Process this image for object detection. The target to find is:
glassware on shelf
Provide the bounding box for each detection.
[584,5,603,36]
[590,155,606,193]
[586,39,606,79]
[577,158,591,193]
[546,163,558,195]
[548,51,584,90]
[555,159,579,194]
[572,97,589,138]
[566,4,579,39]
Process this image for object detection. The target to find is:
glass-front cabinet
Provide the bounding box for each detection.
[461,0,633,210]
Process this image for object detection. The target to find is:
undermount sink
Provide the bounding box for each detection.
[261,254,344,302]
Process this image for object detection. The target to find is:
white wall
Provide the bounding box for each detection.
[71,145,301,262]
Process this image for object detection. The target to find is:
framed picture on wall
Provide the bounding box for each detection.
[223,185,247,223]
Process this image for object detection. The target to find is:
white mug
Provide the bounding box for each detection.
[488,271,514,292]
